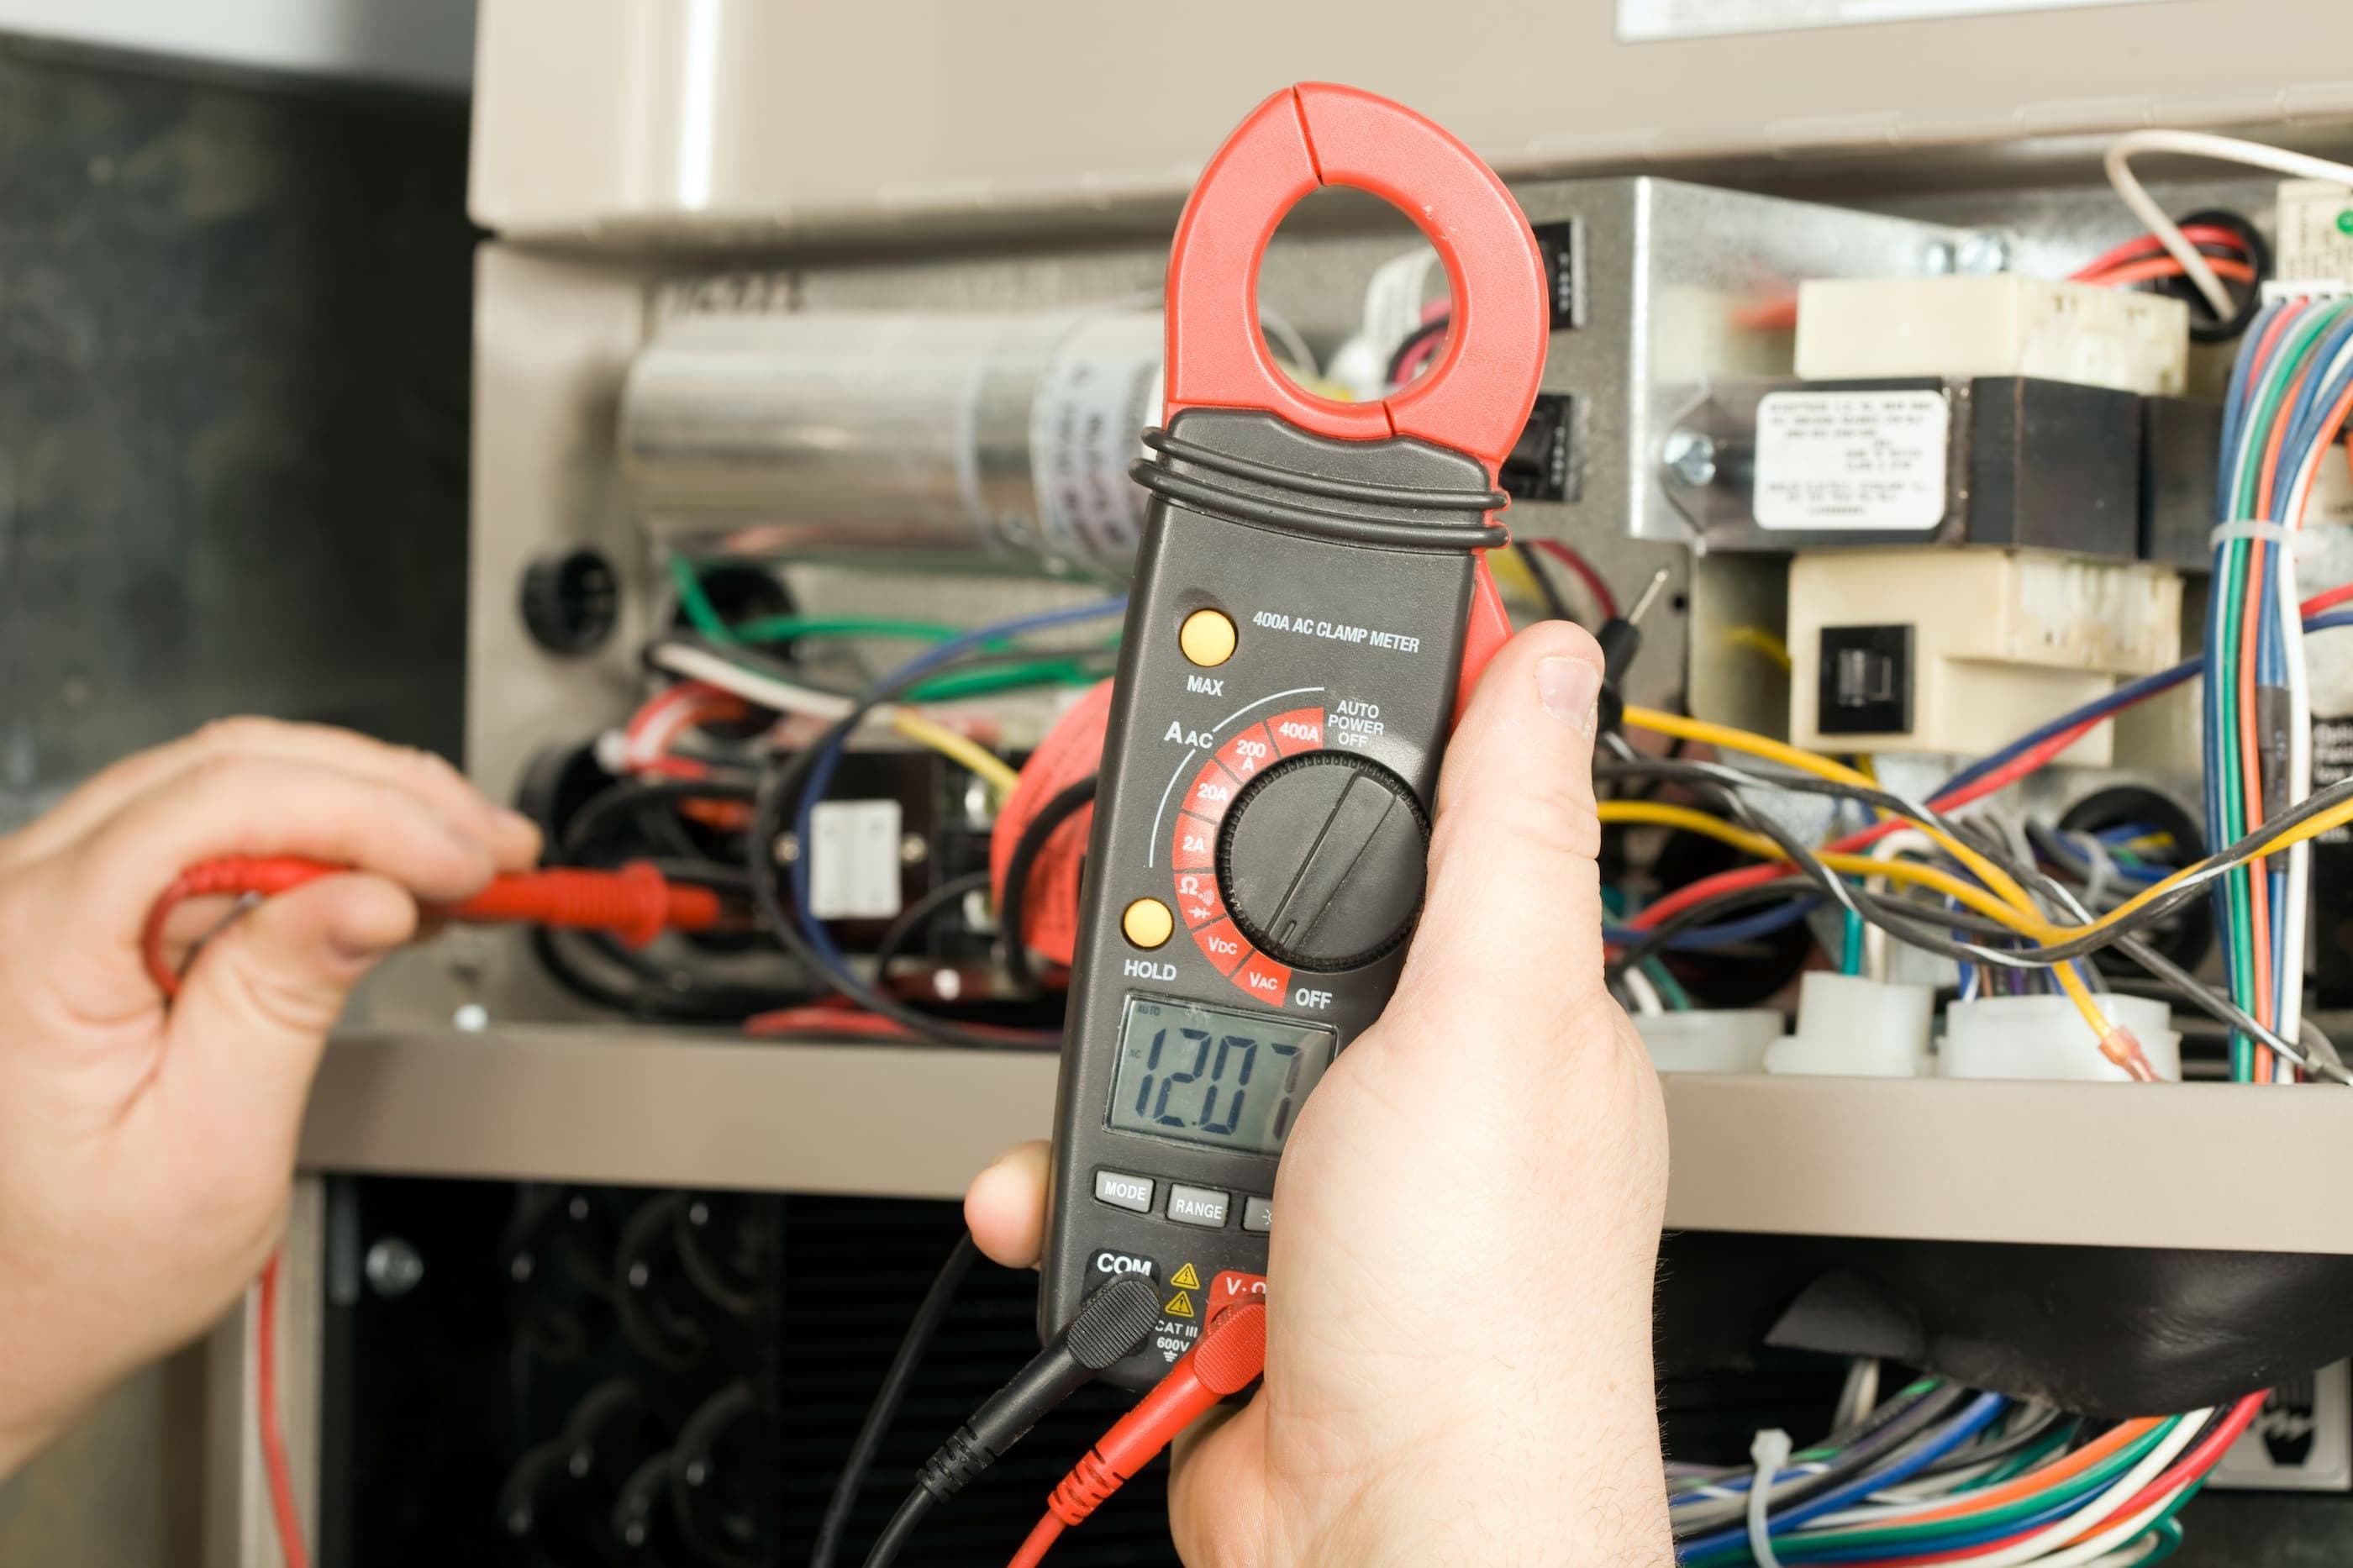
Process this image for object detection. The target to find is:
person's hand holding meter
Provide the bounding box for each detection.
[968,622,1675,1565]
[0,718,540,1475]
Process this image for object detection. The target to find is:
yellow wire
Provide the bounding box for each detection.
[886,711,1019,802]
[1723,626,1794,672]
[1619,705,2116,1040]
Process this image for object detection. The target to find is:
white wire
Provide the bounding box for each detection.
[1621,965,1666,1018]
[1864,831,1935,982]
[2033,1484,2192,1568]
[1257,308,1319,378]
[2103,131,2353,319]
[649,643,856,721]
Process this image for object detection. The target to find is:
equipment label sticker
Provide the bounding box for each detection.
[1753,390,1948,533]
[1030,311,1162,571]
[1617,0,2160,42]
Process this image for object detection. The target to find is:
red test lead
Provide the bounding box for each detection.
[142,855,726,997]
[1006,1299,1269,1568]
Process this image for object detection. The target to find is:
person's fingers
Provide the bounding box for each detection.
[46,755,500,987]
[0,718,539,871]
[156,873,417,1169]
[963,1140,1050,1268]
[1392,621,1611,1023]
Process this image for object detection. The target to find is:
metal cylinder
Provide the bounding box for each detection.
[619,308,1164,576]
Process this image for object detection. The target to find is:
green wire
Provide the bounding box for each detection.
[665,557,1113,702]
[730,613,970,645]
[1641,958,1695,1012]
[1840,904,1866,976]
[667,553,737,643]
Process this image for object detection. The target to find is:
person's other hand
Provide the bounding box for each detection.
[966,624,1673,1566]
[0,719,539,1474]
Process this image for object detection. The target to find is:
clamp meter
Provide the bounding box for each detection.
[1040,84,1549,1390]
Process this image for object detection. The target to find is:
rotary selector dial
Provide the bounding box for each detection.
[1215,752,1429,972]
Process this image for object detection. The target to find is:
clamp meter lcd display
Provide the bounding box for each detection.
[1040,83,1549,1390]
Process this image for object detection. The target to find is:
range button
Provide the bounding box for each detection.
[1166,1185,1231,1229]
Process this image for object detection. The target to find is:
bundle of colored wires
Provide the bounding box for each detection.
[1670,1376,2266,1567]
[2204,292,2353,1081]
[739,596,1130,1049]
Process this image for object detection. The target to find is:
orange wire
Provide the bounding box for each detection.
[1879,1417,2167,1528]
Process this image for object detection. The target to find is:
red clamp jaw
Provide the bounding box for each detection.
[1161,83,1549,718]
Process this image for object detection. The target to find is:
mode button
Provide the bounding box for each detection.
[1093,1170,1155,1213]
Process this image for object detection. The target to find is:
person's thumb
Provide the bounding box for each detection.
[163,873,418,1162]
[1391,621,1611,1029]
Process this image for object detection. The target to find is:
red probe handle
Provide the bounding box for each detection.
[1164,83,1548,475]
[142,856,723,997]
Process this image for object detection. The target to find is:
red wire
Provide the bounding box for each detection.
[256,1252,310,1568]
[2069,224,2251,281]
[1526,539,1622,621]
[2077,255,2257,289]
[1005,1516,1066,1568]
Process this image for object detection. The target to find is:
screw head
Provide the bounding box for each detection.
[898,834,929,865]
[452,1002,488,1033]
[1661,430,1719,489]
[1956,231,2013,276]
[365,1237,425,1298]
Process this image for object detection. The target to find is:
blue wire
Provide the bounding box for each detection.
[786,596,1129,989]
[1677,1392,2007,1564]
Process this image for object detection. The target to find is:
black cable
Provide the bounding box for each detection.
[855,1492,932,1568]
[1606,881,1831,979]
[813,1234,977,1568]
[1382,314,1450,387]
[870,871,995,980]
[1672,1382,1971,1537]
[1912,1408,2077,1482]
[531,928,803,1023]
[561,776,759,865]
[1514,541,1578,624]
[998,777,1101,997]
[861,1275,1161,1568]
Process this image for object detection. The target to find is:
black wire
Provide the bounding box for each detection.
[871,870,993,978]
[649,634,864,701]
[530,929,807,1023]
[1671,1382,1971,1538]
[1606,881,1830,979]
[855,1490,932,1568]
[998,777,1101,997]
[1383,314,1450,387]
[561,776,759,865]
[813,1234,978,1568]
[1515,541,1579,624]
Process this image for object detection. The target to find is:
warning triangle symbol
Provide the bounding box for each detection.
[1169,1263,1202,1290]
[1164,1290,1196,1318]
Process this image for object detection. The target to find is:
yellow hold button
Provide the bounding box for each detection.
[1122,897,1175,950]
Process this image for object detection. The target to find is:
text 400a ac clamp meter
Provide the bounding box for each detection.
[1041,84,1549,1389]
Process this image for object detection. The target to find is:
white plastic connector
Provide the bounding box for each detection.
[1765,972,1935,1078]
[1795,275,2189,396]
[1636,1010,1785,1075]
[1940,994,2182,1084]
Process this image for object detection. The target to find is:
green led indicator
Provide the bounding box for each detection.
[2338,209,2353,237]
